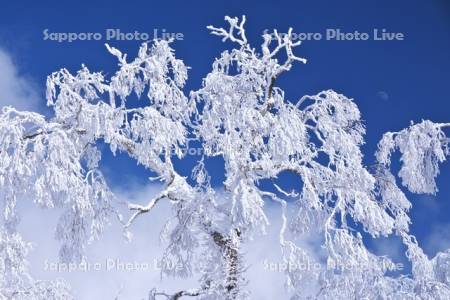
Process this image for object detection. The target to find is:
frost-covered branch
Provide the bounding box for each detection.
[125,192,167,228]
[376,120,450,194]
[261,28,307,110]
[1,16,450,300]
[149,288,203,300]
[207,16,248,46]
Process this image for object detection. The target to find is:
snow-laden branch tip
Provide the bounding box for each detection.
[1,16,449,300]
[149,288,203,300]
[207,15,248,46]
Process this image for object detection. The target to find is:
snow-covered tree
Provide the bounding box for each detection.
[1,16,449,299]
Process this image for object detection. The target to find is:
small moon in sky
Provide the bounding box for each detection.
[377,91,389,101]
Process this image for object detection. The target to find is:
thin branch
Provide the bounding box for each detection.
[124,173,176,228]
[151,288,203,300]
[124,192,167,228]
[261,28,307,114]
[207,16,248,46]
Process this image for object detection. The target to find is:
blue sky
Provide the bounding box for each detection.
[1,0,450,297]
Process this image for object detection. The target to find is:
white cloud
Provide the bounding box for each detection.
[18,183,298,299]
[20,184,196,299]
[371,236,406,266]
[244,202,290,300]
[0,48,41,111]
[424,223,450,258]
[377,90,389,101]
[19,179,429,299]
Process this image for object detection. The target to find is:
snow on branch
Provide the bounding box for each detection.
[376,120,450,194]
[149,288,203,300]
[207,15,248,46]
[2,16,450,300]
[261,27,307,65]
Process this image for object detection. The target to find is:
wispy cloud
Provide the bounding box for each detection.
[18,183,298,299]
[424,223,450,258]
[370,236,405,263]
[0,48,41,111]
[377,90,389,101]
[20,183,197,299]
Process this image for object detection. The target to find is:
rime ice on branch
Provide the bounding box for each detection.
[1,15,450,300]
